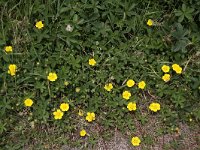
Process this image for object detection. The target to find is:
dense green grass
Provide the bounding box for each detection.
[0,0,200,149]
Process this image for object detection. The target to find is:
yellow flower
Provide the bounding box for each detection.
[47,72,58,81]
[131,136,141,146]
[89,58,96,66]
[127,102,136,111]
[75,87,81,93]
[86,112,95,122]
[78,109,84,116]
[80,129,87,137]
[126,79,135,87]
[64,81,69,86]
[161,65,170,73]
[8,64,17,76]
[149,102,160,112]
[35,21,44,29]
[122,91,131,100]
[147,19,153,26]
[175,127,181,135]
[104,83,113,91]
[53,109,64,120]
[60,103,69,111]
[138,81,146,89]
[172,64,182,74]
[162,74,170,82]
[24,98,33,107]
[4,46,13,53]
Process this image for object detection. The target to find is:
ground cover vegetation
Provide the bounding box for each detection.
[0,0,200,149]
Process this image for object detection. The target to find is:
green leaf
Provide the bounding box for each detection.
[178,15,184,22]
[182,4,186,12]
[2,54,9,62]
[73,14,78,22]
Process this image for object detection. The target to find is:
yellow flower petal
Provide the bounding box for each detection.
[122,91,131,100]
[80,129,87,137]
[35,21,44,29]
[5,46,13,53]
[53,109,64,120]
[131,136,141,146]
[147,19,153,26]
[126,79,135,87]
[89,58,96,66]
[104,83,113,91]
[24,98,33,107]
[60,103,69,111]
[138,81,146,89]
[172,64,182,74]
[162,74,170,82]
[86,112,95,122]
[149,102,160,112]
[161,65,170,73]
[8,64,17,76]
[127,102,136,111]
[47,72,58,81]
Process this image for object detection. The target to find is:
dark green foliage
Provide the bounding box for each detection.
[0,0,199,148]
